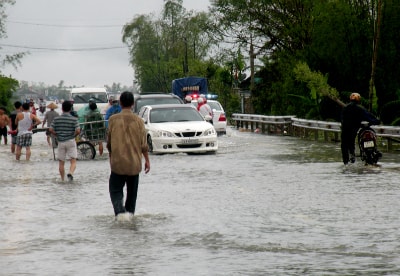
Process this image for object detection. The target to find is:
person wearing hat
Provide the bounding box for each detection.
[42,102,60,146]
[340,93,380,165]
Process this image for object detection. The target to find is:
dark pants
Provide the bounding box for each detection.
[109,172,139,216]
[341,128,358,164]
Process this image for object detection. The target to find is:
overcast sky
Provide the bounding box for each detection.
[1,0,210,88]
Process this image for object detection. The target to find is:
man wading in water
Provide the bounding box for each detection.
[107,91,150,216]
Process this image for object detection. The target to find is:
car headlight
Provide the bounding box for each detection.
[203,127,216,136]
[154,130,174,138]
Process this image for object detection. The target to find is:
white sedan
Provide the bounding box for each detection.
[138,104,218,154]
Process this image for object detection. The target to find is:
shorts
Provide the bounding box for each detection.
[0,127,7,137]
[16,133,33,147]
[58,139,78,161]
[12,135,17,145]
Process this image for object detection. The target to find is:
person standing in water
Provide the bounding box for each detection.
[15,103,41,161]
[107,91,150,216]
[49,101,80,181]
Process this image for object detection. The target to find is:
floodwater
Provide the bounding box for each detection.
[1,126,400,275]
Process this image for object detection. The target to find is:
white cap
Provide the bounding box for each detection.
[197,97,204,103]
[185,95,192,102]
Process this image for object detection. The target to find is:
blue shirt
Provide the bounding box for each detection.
[105,105,122,127]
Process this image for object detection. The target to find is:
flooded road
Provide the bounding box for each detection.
[1,127,400,275]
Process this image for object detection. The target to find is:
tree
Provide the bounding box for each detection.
[210,0,386,119]
[0,0,23,110]
[0,0,25,71]
[122,1,216,93]
[0,74,19,111]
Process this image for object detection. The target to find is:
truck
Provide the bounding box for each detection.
[69,87,109,113]
[171,77,208,100]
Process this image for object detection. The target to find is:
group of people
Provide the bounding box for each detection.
[0,101,42,161]
[48,92,150,217]
[0,100,63,160]
[1,92,150,218]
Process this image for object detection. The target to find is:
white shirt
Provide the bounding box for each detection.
[17,112,33,136]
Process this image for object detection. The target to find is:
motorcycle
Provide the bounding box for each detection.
[357,122,382,165]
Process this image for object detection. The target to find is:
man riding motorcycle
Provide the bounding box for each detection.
[341,93,380,165]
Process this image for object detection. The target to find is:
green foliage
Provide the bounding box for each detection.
[0,74,19,113]
[0,1,26,71]
[380,100,400,125]
[374,0,400,109]
[122,2,216,92]
[309,0,372,98]
[293,62,340,102]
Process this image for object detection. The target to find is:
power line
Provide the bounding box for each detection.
[0,43,128,51]
[6,20,124,28]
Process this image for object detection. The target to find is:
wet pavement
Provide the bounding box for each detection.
[1,127,400,275]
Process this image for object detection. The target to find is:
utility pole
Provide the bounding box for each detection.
[369,0,383,112]
[249,34,255,94]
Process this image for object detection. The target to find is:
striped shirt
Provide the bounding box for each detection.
[50,113,80,142]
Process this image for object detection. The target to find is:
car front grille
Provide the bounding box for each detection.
[175,131,202,137]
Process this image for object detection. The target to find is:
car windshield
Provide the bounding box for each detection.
[136,98,182,112]
[207,101,223,111]
[150,108,204,123]
[72,93,108,103]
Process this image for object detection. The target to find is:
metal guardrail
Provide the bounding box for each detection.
[372,125,400,138]
[231,113,293,135]
[231,113,400,150]
[231,113,294,124]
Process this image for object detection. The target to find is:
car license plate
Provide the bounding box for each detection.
[363,141,374,148]
[182,138,199,144]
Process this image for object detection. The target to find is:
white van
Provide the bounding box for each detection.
[70,87,109,112]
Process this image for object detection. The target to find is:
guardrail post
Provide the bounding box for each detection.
[388,138,392,151]
[324,131,328,142]
[287,124,293,136]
